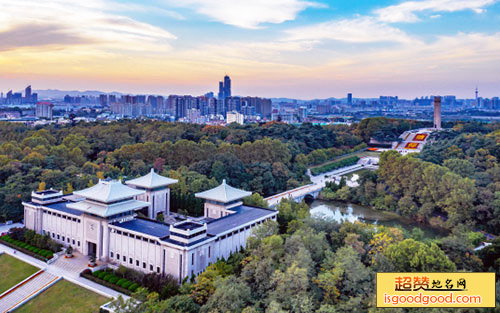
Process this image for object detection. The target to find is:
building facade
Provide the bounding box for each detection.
[36,102,53,119]
[23,171,277,281]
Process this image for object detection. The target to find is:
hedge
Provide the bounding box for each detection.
[81,272,132,296]
[82,268,149,296]
[129,283,140,292]
[116,278,127,285]
[311,155,360,176]
[103,274,114,282]
[0,236,53,261]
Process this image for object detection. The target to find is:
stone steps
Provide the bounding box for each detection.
[0,270,59,313]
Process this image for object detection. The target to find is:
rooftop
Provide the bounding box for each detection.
[195,179,251,203]
[172,221,204,231]
[34,189,60,195]
[43,201,83,216]
[74,179,144,203]
[206,205,277,235]
[112,218,170,238]
[125,169,178,189]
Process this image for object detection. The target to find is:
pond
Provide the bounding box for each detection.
[310,199,448,239]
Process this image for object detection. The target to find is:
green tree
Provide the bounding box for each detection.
[384,239,456,272]
[201,276,252,313]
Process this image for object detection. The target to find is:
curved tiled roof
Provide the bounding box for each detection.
[74,179,144,203]
[195,179,251,203]
[125,169,178,189]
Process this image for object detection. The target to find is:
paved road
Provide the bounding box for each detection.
[0,223,23,236]
[0,243,128,301]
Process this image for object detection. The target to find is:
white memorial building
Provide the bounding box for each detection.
[23,170,277,281]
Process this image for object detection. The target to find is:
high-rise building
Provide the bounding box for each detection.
[218,75,231,100]
[347,93,352,106]
[25,85,32,103]
[99,94,108,107]
[36,102,54,119]
[218,82,224,100]
[6,90,12,104]
[224,75,231,98]
[433,96,441,130]
[12,93,22,105]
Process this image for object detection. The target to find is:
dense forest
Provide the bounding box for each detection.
[321,122,500,236]
[1,118,500,312]
[0,120,363,220]
[110,198,500,313]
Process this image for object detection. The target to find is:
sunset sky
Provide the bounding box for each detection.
[1,0,499,99]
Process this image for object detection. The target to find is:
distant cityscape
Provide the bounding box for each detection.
[1,76,500,126]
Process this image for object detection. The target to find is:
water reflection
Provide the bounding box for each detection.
[310,200,447,238]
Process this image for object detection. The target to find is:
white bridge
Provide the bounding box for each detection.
[265,156,379,207]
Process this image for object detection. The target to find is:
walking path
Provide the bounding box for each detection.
[0,270,59,313]
[0,243,128,312]
[266,155,380,207]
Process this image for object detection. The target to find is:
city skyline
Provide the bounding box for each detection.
[1,0,500,98]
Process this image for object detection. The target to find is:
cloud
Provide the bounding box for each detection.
[166,0,323,29]
[285,17,414,43]
[0,0,176,52]
[375,0,496,23]
[0,23,92,51]
[110,2,186,20]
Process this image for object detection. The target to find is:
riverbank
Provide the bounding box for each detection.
[309,199,448,238]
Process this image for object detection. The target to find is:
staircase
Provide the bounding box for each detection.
[0,270,59,313]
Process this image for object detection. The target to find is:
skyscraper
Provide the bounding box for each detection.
[6,90,12,104]
[224,75,231,98]
[25,85,32,103]
[347,93,352,106]
[218,75,231,100]
[433,96,441,130]
[218,81,224,100]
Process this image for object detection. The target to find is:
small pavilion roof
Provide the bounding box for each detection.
[126,168,178,189]
[195,179,251,203]
[74,179,144,203]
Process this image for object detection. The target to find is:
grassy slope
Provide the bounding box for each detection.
[16,279,109,313]
[310,150,380,169]
[0,254,39,294]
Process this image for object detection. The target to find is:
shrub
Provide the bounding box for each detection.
[97,272,107,279]
[82,269,92,276]
[109,276,119,284]
[311,155,360,175]
[116,279,127,287]
[93,270,103,277]
[103,274,114,282]
[129,283,140,292]
[122,281,132,289]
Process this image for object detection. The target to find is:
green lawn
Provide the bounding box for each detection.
[16,279,110,313]
[343,168,374,179]
[0,253,39,294]
[310,150,380,169]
